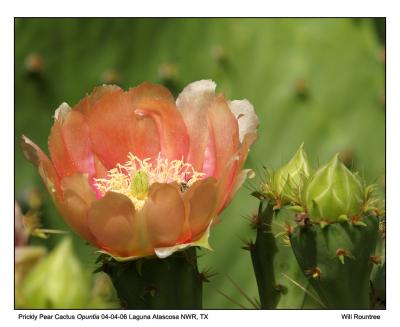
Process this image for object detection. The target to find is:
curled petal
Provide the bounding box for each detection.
[205,95,239,179]
[184,177,218,240]
[48,121,76,178]
[58,174,97,245]
[21,135,61,199]
[87,192,150,257]
[142,183,185,248]
[176,80,217,171]
[129,83,189,162]
[229,99,259,143]
[54,102,71,124]
[176,80,217,108]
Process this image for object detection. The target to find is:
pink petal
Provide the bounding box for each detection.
[176,80,216,171]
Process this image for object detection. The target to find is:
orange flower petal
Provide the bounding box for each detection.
[58,174,97,245]
[61,110,96,178]
[128,84,189,162]
[74,84,123,116]
[142,183,186,248]
[85,90,161,169]
[184,177,218,240]
[87,192,150,257]
[129,81,175,104]
[48,121,77,178]
[21,135,61,199]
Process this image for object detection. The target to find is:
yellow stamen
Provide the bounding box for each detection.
[94,153,205,210]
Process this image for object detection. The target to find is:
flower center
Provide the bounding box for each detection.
[94,153,205,210]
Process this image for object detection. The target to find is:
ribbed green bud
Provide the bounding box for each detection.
[131,170,149,200]
[304,154,364,223]
[272,143,312,203]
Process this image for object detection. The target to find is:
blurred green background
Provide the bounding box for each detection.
[15,18,385,309]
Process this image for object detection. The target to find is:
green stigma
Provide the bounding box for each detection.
[130,171,149,200]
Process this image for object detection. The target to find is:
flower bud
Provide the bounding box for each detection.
[271,144,312,204]
[304,154,364,223]
[21,238,90,308]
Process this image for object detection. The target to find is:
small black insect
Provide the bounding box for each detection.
[180,182,189,192]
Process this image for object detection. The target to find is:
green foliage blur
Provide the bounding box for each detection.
[15,18,385,309]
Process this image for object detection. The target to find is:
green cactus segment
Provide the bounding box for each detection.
[101,248,202,309]
[304,154,364,223]
[250,201,322,309]
[290,215,379,309]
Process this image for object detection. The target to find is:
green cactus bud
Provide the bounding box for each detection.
[272,143,312,204]
[130,170,149,200]
[304,154,364,223]
[20,238,90,308]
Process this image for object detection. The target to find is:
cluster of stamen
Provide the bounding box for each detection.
[94,153,205,210]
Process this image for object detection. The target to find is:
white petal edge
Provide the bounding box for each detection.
[54,102,71,123]
[176,80,216,109]
[155,220,213,259]
[229,99,259,143]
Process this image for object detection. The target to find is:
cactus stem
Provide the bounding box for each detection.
[100,248,203,309]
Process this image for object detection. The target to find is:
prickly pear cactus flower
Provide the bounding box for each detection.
[21,80,259,260]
